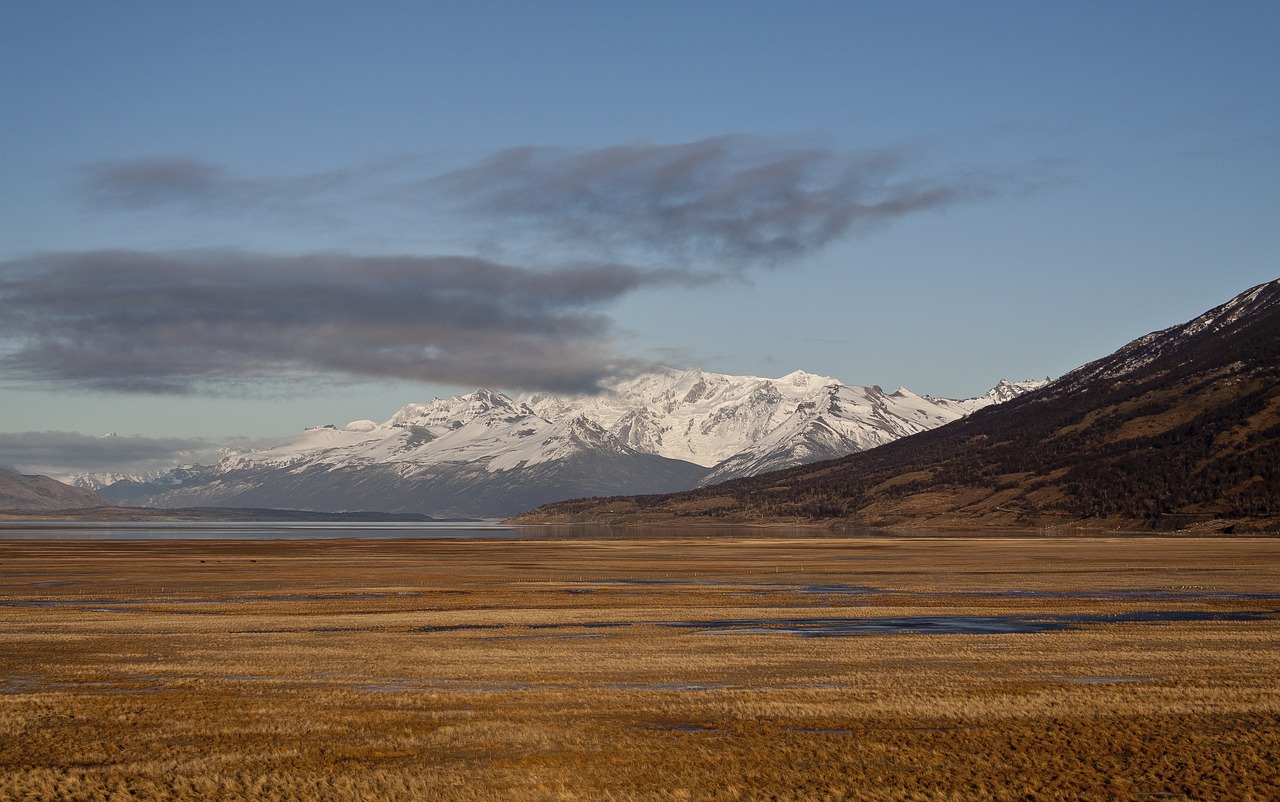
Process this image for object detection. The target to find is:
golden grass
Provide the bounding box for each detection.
[1,536,1278,800]
[866,469,936,494]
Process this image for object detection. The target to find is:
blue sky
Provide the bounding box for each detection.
[2,1,1278,475]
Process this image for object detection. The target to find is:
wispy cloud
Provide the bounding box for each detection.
[77,138,1017,268]
[0,250,705,395]
[0,430,213,477]
[420,136,1000,265]
[77,156,395,221]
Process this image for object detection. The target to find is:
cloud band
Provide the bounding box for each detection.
[0,250,696,394]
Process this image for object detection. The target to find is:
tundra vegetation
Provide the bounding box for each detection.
[1,535,1278,800]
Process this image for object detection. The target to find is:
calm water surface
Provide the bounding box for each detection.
[0,521,863,541]
[0,521,525,540]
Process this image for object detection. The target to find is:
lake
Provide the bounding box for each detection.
[0,520,522,540]
[0,520,871,540]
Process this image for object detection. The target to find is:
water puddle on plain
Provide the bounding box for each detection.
[571,581,1280,602]
[1060,676,1160,684]
[783,727,858,735]
[990,588,1280,601]
[675,616,1068,636]
[582,579,889,596]
[0,674,169,696]
[409,609,1275,638]
[414,623,505,634]
[609,683,726,692]
[348,679,529,693]
[353,683,433,693]
[668,610,1274,637]
[632,723,724,734]
[0,590,426,611]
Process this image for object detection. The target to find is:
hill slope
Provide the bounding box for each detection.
[0,467,113,512]
[516,279,1280,532]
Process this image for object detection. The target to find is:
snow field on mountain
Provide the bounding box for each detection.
[73,368,1045,515]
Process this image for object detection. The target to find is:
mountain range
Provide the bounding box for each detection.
[82,371,1043,518]
[517,279,1280,533]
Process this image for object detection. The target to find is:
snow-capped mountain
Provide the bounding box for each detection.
[966,378,1048,406]
[522,368,1044,484]
[95,368,1044,517]
[95,387,708,518]
[1053,279,1280,392]
[70,466,205,493]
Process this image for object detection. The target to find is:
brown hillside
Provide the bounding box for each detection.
[0,467,114,513]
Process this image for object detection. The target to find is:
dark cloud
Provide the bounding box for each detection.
[425,136,1000,265]
[0,250,703,395]
[81,158,230,207]
[78,157,378,217]
[0,430,212,476]
[80,140,1012,268]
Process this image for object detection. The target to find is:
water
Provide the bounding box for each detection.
[407,610,1276,638]
[0,520,524,540]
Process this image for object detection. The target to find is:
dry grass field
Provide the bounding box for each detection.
[1,534,1278,800]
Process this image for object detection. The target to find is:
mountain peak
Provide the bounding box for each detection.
[389,388,532,429]
[981,379,1049,404]
[779,369,837,388]
[1057,278,1280,391]
[1180,278,1280,339]
[469,388,513,407]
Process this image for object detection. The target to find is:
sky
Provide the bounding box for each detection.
[1,1,1278,477]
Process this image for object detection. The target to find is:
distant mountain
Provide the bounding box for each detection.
[93,371,1041,518]
[70,465,206,493]
[0,467,113,512]
[95,389,707,518]
[521,370,1043,485]
[516,280,1280,533]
